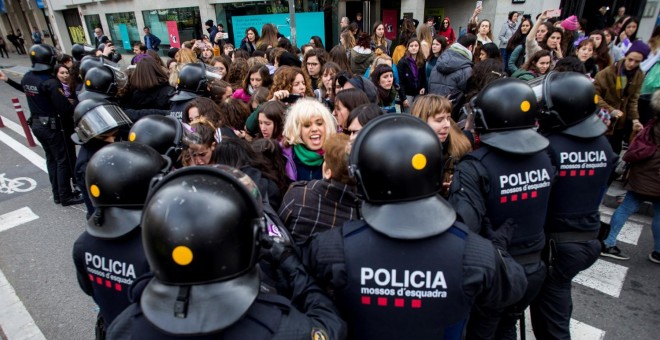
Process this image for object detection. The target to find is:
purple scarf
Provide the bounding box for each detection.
[406,56,419,85]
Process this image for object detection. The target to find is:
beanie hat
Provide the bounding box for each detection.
[347,76,378,103]
[626,40,651,60]
[560,15,579,31]
[205,20,214,27]
[133,53,151,64]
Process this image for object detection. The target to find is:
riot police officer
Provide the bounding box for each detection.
[71,99,133,218]
[303,114,527,339]
[106,165,346,339]
[128,115,186,168]
[1,45,82,205]
[72,141,168,338]
[529,72,617,339]
[169,62,220,121]
[448,78,555,339]
[78,64,126,102]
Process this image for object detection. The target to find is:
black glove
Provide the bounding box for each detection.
[482,217,517,251]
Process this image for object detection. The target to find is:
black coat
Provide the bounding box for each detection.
[397,57,426,97]
[120,83,174,110]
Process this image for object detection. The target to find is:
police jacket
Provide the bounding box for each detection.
[303,220,527,340]
[449,145,555,257]
[106,258,347,340]
[543,132,617,233]
[19,71,75,119]
[72,227,150,325]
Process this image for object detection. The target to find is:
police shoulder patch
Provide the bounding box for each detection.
[311,328,328,340]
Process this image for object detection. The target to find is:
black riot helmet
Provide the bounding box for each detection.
[72,99,132,144]
[472,78,549,154]
[85,142,168,238]
[349,114,456,239]
[128,115,184,160]
[71,44,97,62]
[139,165,263,335]
[170,62,221,101]
[29,44,58,71]
[538,71,606,138]
[78,55,120,80]
[78,65,127,101]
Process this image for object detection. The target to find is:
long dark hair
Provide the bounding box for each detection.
[427,35,448,62]
[506,18,533,53]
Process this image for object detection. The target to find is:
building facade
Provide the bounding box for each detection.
[0,0,656,57]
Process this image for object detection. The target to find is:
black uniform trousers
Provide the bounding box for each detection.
[467,261,546,340]
[31,122,75,201]
[530,239,601,340]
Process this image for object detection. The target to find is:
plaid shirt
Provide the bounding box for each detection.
[278,179,358,244]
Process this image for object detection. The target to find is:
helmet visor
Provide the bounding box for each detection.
[109,67,128,90]
[75,104,132,143]
[203,63,223,80]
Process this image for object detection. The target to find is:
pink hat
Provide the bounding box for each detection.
[560,15,579,31]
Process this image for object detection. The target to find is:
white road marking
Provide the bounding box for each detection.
[0,207,39,233]
[0,130,46,173]
[0,114,42,147]
[0,269,46,340]
[523,308,606,339]
[600,210,644,246]
[0,206,46,339]
[573,259,628,298]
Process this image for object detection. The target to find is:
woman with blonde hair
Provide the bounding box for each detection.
[340,30,356,57]
[281,98,337,180]
[168,48,198,86]
[417,24,434,59]
[268,66,314,102]
[411,94,472,197]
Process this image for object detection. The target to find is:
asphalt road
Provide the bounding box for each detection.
[0,52,658,340]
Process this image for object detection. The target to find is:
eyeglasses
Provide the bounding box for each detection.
[307,62,320,67]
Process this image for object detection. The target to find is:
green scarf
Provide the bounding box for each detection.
[293,144,324,166]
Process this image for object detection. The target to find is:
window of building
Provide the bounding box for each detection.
[105,12,140,54]
[84,14,101,45]
[142,7,202,55]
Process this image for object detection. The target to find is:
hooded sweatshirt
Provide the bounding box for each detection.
[438,17,457,45]
[350,46,375,76]
[428,43,473,96]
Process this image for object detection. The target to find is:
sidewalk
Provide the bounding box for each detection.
[0,51,34,78]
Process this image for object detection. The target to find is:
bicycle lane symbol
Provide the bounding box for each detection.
[0,173,37,194]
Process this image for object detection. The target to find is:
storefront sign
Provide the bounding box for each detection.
[167,21,181,48]
[382,9,398,41]
[232,12,324,48]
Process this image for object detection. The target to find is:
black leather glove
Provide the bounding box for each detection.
[482,217,517,251]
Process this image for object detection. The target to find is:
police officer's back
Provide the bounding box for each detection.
[449,79,555,339]
[529,72,617,339]
[106,166,345,339]
[303,114,527,340]
[169,62,220,121]
[72,142,168,334]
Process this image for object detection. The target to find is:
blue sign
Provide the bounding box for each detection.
[232,12,325,49]
[0,0,6,14]
[118,24,131,50]
[36,0,45,9]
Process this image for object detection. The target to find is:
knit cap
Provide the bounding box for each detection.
[560,15,579,31]
[625,40,651,60]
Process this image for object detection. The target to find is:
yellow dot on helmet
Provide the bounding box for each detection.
[128,132,136,142]
[520,100,531,112]
[89,184,100,198]
[594,95,599,104]
[172,246,193,266]
[177,78,180,85]
[411,153,427,170]
[31,51,36,56]
[85,80,91,86]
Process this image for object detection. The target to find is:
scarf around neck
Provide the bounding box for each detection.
[294,144,324,166]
